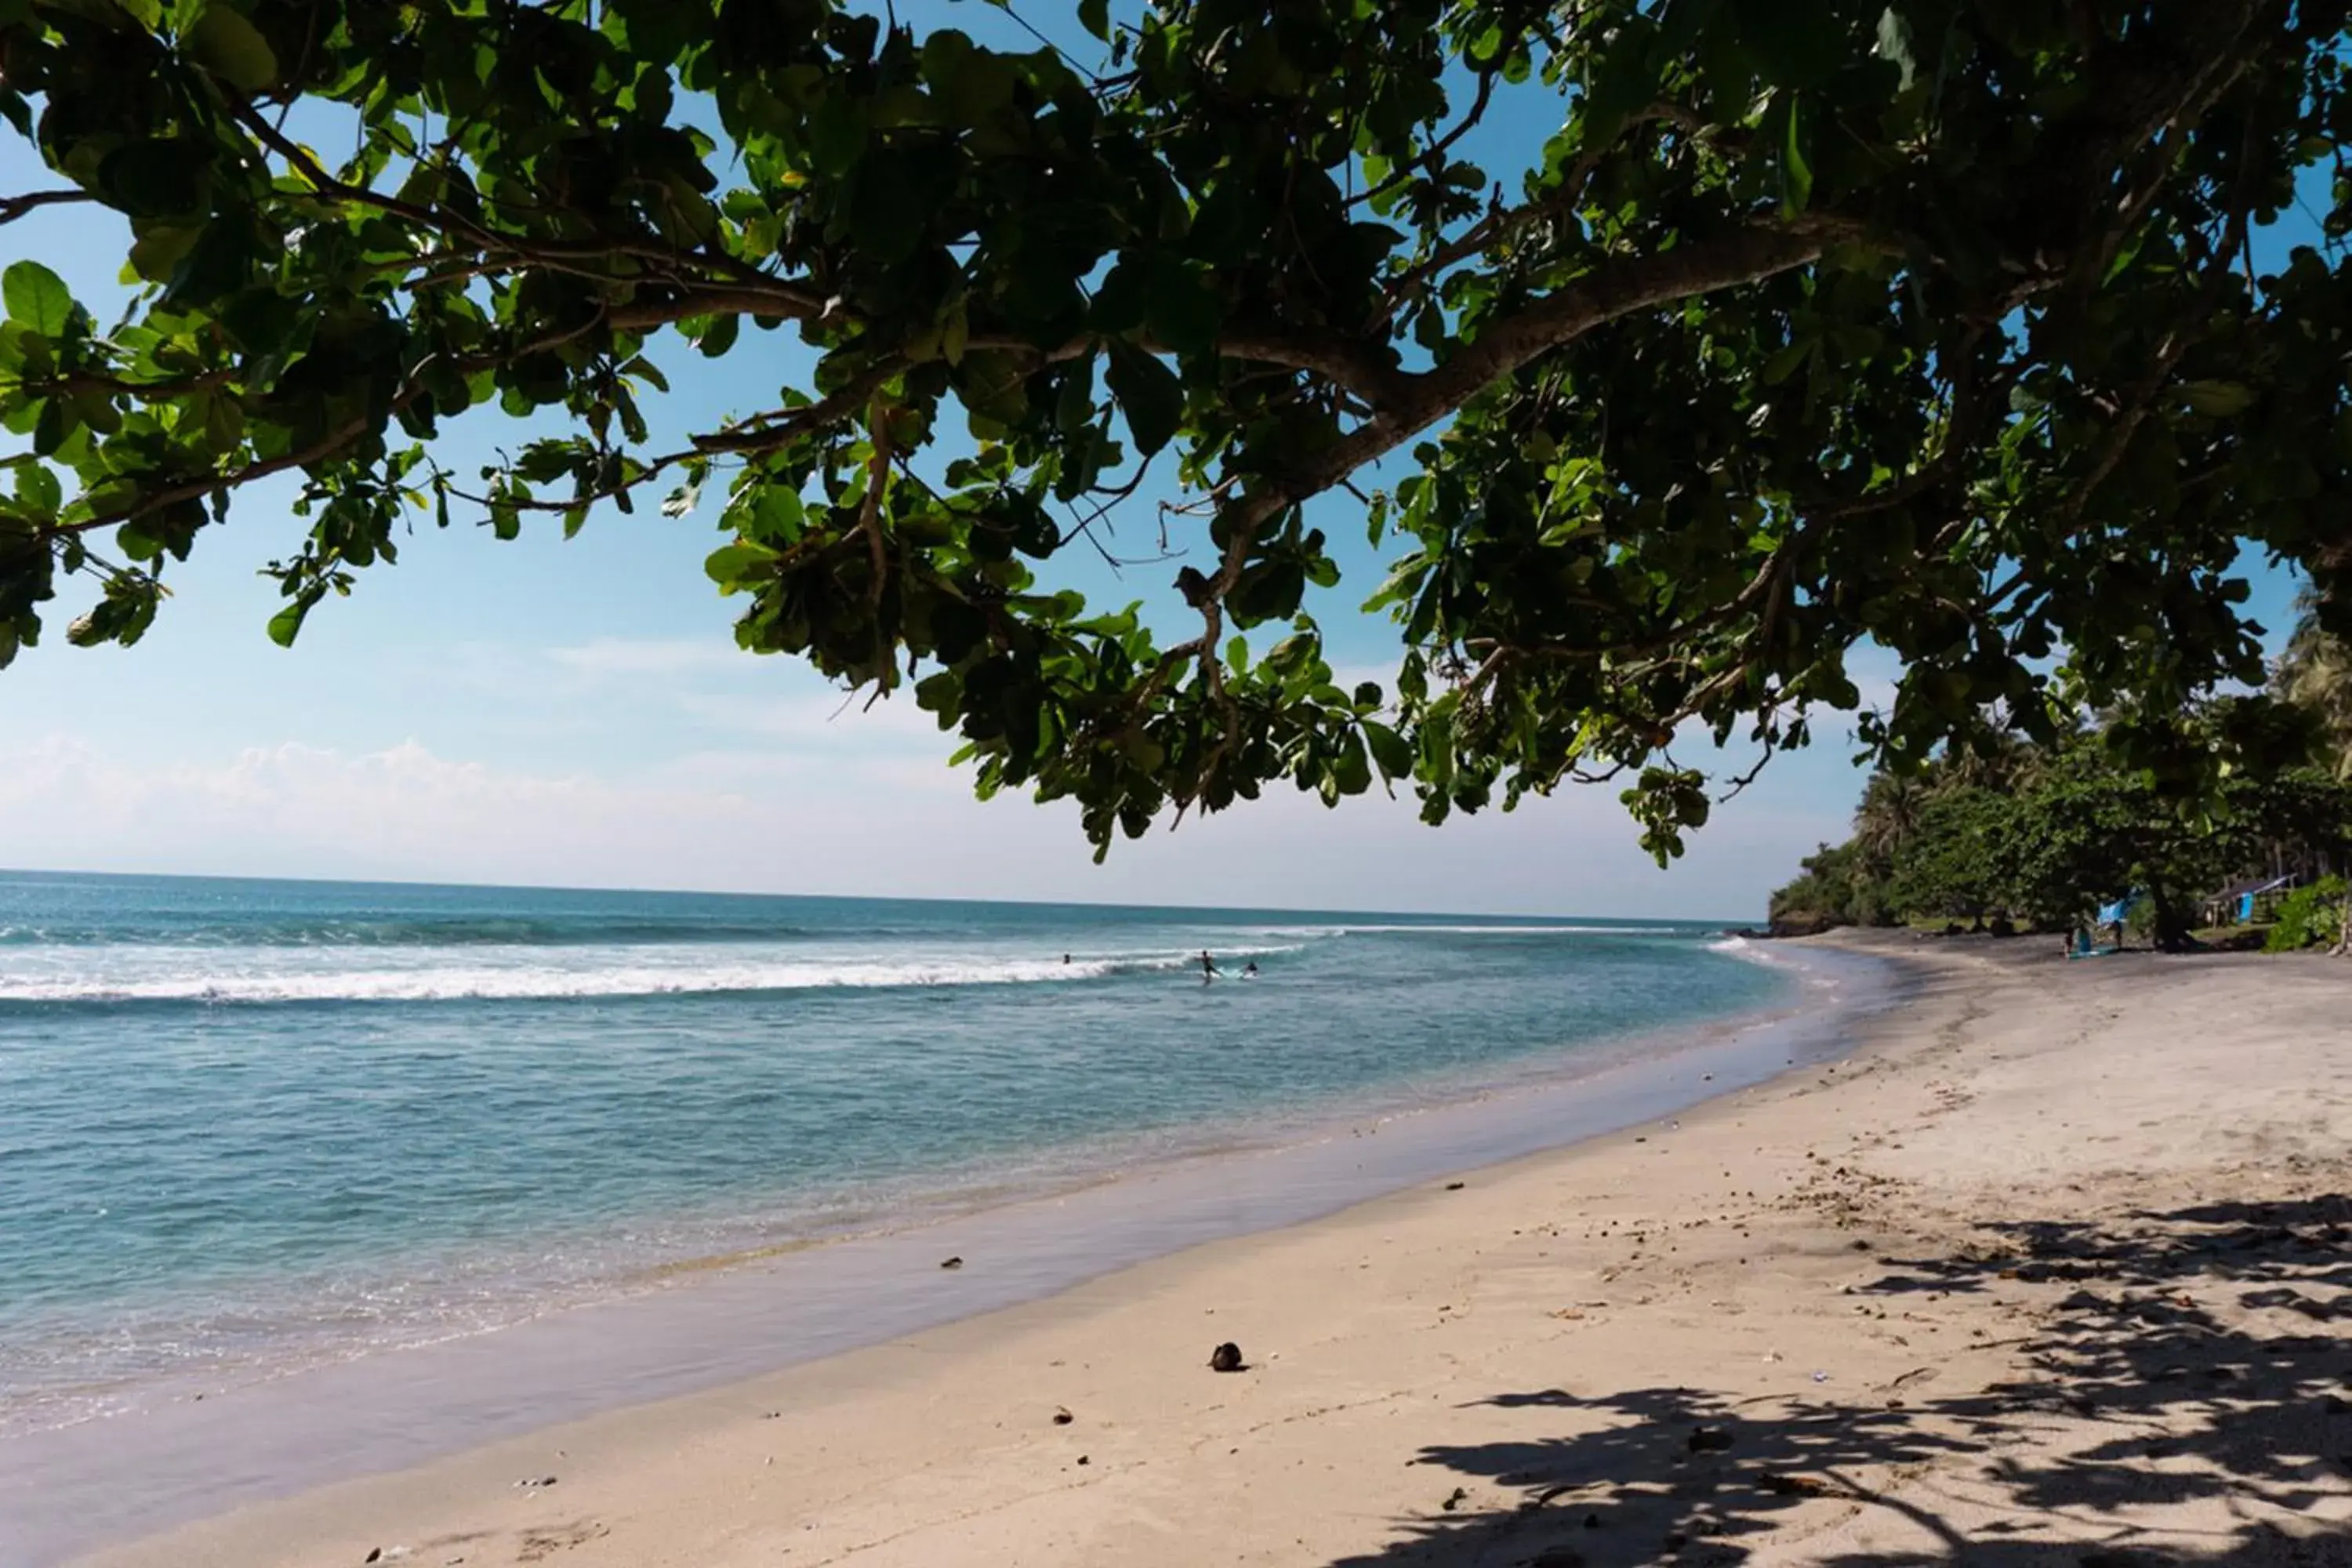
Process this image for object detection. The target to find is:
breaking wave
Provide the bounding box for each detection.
[0,944,1304,1006]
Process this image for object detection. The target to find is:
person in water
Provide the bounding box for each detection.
[1242,960,1259,977]
[1200,949,1220,981]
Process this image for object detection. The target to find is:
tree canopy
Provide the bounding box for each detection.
[1769,691,2343,949]
[2,0,2350,857]
[1769,699,2352,949]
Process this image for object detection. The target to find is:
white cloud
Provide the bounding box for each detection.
[676,687,950,749]
[0,728,1855,919]
[544,637,746,676]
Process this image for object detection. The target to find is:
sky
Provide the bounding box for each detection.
[0,7,2313,920]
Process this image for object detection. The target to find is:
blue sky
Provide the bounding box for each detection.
[0,8,2313,917]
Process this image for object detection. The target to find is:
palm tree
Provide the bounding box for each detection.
[1852,770,1931,866]
[2274,589,2352,781]
[2274,589,2352,955]
[1936,730,2042,795]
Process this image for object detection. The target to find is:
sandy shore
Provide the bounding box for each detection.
[81,934,2352,1568]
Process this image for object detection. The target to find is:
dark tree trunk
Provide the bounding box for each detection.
[2151,890,2195,953]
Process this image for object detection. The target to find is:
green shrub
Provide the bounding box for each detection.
[2263,876,2347,953]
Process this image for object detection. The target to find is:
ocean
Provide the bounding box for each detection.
[0,870,1806,1483]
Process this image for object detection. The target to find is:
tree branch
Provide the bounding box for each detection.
[689,362,900,455]
[1348,67,1499,212]
[0,190,95,226]
[859,390,893,612]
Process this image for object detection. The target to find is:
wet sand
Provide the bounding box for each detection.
[73,933,2352,1566]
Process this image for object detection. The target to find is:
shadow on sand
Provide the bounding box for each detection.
[1327,1196,2352,1568]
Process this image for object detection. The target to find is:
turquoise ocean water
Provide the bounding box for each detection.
[0,869,1784,1439]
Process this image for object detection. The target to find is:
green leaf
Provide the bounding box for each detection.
[1142,256,1222,356]
[2,262,71,336]
[160,216,255,310]
[1780,93,1813,212]
[185,4,280,91]
[100,140,216,219]
[1873,6,1918,91]
[1077,0,1109,40]
[1330,731,1372,797]
[696,313,740,359]
[266,597,312,648]
[2179,380,2256,418]
[1104,343,1182,456]
[15,461,60,513]
[1580,17,1659,144]
[705,540,777,587]
[1735,0,1846,89]
[1363,720,1414,781]
[940,301,969,367]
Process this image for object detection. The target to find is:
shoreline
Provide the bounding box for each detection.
[48,933,2352,1566]
[2,940,1886,1564]
[0,920,1790,1446]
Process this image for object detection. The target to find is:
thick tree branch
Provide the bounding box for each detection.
[1414,220,1857,416]
[1172,220,1850,688]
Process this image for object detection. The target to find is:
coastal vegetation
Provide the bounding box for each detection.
[4,2,2352,859]
[1768,599,2352,950]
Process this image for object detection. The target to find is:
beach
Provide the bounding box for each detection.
[61,931,2352,1568]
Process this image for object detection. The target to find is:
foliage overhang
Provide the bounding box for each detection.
[2,0,2349,858]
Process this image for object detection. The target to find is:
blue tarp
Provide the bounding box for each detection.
[2095,894,2140,927]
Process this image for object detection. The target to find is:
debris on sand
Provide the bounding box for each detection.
[1208,1341,1247,1372]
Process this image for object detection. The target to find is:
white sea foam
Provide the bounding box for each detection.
[1246,923,1683,938]
[0,944,1305,1005]
[1706,934,1795,971]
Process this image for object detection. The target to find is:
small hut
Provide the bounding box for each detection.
[2200,873,2298,929]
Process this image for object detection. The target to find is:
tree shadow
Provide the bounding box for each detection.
[1329,1196,2352,1568]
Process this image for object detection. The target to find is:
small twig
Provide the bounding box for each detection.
[691,362,899,455]
[1348,68,1499,212]
[858,390,893,612]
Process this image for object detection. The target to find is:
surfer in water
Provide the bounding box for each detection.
[1200,949,1220,982]
[1242,960,1259,978]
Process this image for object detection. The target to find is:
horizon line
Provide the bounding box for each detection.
[0,863,1756,928]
